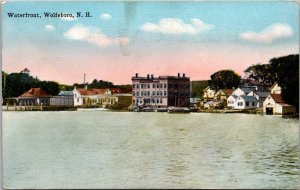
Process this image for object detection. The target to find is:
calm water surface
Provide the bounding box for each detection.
[3,111,299,189]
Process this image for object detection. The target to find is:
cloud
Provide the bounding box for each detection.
[45,24,55,31]
[240,23,293,43]
[141,18,214,35]
[100,13,112,21]
[64,24,130,47]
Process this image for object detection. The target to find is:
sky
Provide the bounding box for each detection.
[2,1,299,85]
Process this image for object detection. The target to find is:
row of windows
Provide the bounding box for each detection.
[133,83,167,89]
[133,91,190,97]
[138,98,163,104]
[237,101,255,106]
[134,91,167,96]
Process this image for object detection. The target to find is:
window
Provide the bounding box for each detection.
[153,84,155,88]
[157,99,159,103]
[148,84,150,88]
[164,91,166,96]
[137,84,139,88]
[164,83,167,88]
[238,102,243,106]
[160,98,162,103]
[246,102,249,106]
[133,84,135,89]
[160,84,163,88]
[252,102,255,106]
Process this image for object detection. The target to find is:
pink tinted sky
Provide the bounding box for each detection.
[3,41,298,85]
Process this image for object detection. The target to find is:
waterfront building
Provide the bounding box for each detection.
[247,91,270,108]
[214,89,234,102]
[131,73,190,108]
[234,95,258,109]
[73,87,132,109]
[270,82,282,94]
[227,95,238,108]
[17,88,50,106]
[50,91,74,106]
[263,94,296,115]
[202,86,216,101]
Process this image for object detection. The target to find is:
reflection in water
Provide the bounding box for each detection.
[3,112,299,189]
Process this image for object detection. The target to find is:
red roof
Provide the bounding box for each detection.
[77,88,132,95]
[77,88,96,95]
[20,88,49,97]
[21,68,30,73]
[220,89,234,96]
[270,94,285,103]
[77,88,110,95]
[111,88,132,94]
[91,89,107,94]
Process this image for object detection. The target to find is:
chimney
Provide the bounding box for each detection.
[135,73,139,78]
[83,73,86,84]
[147,74,150,79]
[178,73,180,78]
[151,74,154,79]
[183,73,185,78]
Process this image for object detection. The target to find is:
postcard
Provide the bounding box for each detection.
[2,1,299,189]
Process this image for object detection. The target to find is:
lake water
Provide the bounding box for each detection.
[3,111,299,189]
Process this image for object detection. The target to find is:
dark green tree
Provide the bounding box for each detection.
[5,73,40,98]
[244,63,275,86]
[40,81,60,95]
[209,70,241,91]
[269,54,299,111]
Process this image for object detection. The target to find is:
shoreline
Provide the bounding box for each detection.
[3,105,298,117]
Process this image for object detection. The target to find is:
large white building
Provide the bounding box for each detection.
[132,73,190,108]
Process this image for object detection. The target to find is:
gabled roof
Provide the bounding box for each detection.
[77,88,118,95]
[240,95,258,102]
[21,68,30,73]
[111,88,132,94]
[77,88,96,96]
[218,89,234,96]
[228,94,238,99]
[91,89,108,94]
[255,91,270,98]
[270,94,285,103]
[203,86,211,92]
[239,88,253,94]
[270,82,279,90]
[20,88,49,97]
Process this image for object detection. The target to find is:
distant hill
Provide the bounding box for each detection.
[191,80,209,98]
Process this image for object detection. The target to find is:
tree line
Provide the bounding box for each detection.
[208,54,299,111]
[1,72,122,99]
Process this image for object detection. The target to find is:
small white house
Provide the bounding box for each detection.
[234,95,258,109]
[270,82,282,94]
[227,95,238,108]
[263,94,296,115]
[247,91,270,108]
[73,88,84,106]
